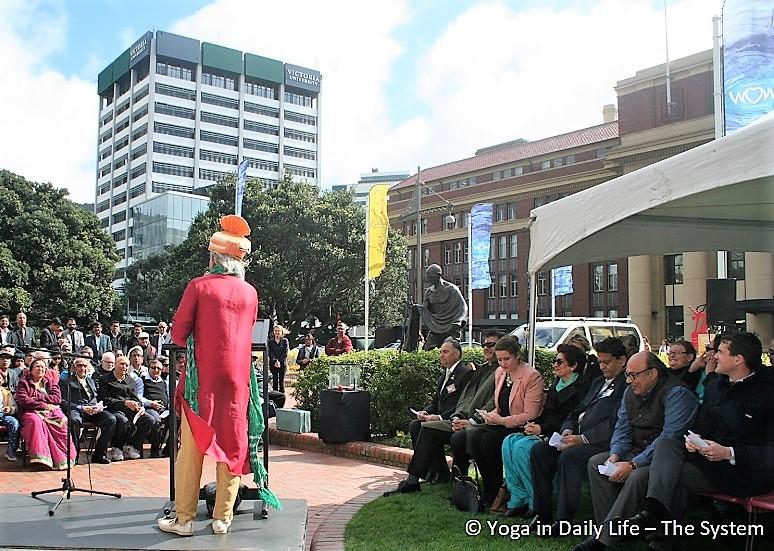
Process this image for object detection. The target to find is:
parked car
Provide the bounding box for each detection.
[510,318,645,352]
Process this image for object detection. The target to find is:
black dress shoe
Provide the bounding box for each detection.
[502,504,530,518]
[383,479,421,497]
[150,448,161,458]
[571,537,606,551]
[627,509,660,529]
[92,454,110,465]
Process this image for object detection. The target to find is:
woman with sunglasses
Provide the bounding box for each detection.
[500,344,590,517]
[470,336,545,506]
[687,334,722,403]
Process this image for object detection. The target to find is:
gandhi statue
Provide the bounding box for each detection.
[403,264,468,351]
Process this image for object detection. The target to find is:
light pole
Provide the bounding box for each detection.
[413,165,455,303]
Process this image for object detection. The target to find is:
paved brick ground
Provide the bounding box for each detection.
[0,440,404,551]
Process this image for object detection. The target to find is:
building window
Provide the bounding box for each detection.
[498,236,507,259]
[284,90,315,108]
[423,248,430,268]
[244,80,275,99]
[608,263,618,291]
[407,248,413,270]
[507,203,515,220]
[243,138,279,154]
[488,277,496,299]
[509,234,518,258]
[155,122,195,140]
[112,210,126,224]
[155,102,195,119]
[284,110,316,126]
[727,251,745,280]
[489,237,496,260]
[464,244,469,263]
[510,274,518,297]
[112,229,126,242]
[200,149,238,165]
[284,146,316,161]
[537,272,547,296]
[153,161,194,178]
[443,244,452,265]
[445,214,456,230]
[499,274,508,298]
[155,82,196,101]
[541,160,551,170]
[156,61,193,81]
[201,111,239,128]
[201,71,237,91]
[199,168,230,182]
[200,130,238,147]
[664,254,683,285]
[496,204,506,222]
[284,128,316,143]
[130,163,146,180]
[244,119,280,136]
[421,218,428,235]
[593,264,605,292]
[200,92,238,110]
[154,141,194,158]
[454,242,462,264]
[245,157,278,172]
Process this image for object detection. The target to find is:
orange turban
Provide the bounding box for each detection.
[208,215,252,259]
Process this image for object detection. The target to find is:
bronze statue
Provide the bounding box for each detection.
[404,264,468,351]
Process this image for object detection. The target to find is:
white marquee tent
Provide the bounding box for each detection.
[526,112,774,360]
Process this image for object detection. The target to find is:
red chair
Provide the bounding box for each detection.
[698,492,772,551]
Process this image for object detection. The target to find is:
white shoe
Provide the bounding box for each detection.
[157,517,193,536]
[109,448,124,462]
[123,445,141,460]
[212,519,232,534]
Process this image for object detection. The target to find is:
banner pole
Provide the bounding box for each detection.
[468,215,473,346]
[364,196,370,352]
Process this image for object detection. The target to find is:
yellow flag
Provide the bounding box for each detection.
[367,184,391,279]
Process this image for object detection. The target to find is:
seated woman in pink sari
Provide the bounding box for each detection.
[15,358,76,470]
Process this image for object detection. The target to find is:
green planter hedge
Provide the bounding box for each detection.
[292,347,558,438]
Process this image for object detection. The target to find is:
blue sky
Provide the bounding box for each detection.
[0,0,718,202]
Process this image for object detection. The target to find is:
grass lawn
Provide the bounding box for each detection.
[344,483,769,551]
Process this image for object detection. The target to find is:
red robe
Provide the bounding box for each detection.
[171,273,258,476]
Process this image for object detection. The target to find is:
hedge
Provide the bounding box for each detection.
[292,347,558,437]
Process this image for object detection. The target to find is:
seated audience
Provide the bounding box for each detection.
[0,366,20,461]
[15,358,77,470]
[139,358,167,457]
[686,334,722,402]
[384,332,500,496]
[469,336,545,505]
[92,351,115,386]
[573,352,698,551]
[61,356,117,464]
[501,344,588,518]
[0,346,20,393]
[97,355,155,461]
[407,338,473,455]
[626,332,774,549]
[667,339,703,391]
[568,335,601,383]
[530,337,628,528]
[48,350,64,375]
[619,334,640,359]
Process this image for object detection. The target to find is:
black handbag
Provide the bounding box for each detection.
[450,464,483,514]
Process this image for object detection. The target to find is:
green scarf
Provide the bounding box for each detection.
[555,372,579,392]
[183,268,281,510]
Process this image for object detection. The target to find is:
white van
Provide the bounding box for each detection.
[510,318,645,352]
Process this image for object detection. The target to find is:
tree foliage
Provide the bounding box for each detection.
[0,170,120,324]
[123,175,408,338]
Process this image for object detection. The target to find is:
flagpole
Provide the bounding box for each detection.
[551,268,556,320]
[365,193,371,352]
[467,213,473,346]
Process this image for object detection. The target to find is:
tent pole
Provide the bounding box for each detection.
[528,271,537,366]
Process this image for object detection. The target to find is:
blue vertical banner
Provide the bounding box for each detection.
[553,265,573,296]
[470,203,493,289]
[723,0,774,134]
[235,159,248,216]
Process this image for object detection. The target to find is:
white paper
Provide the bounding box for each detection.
[410,408,419,415]
[133,407,146,424]
[93,401,104,413]
[159,410,170,419]
[685,430,709,449]
[597,461,618,477]
[548,432,563,448]
[476,409,488,416]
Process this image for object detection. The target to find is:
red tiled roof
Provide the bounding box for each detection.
[391,122,619,190]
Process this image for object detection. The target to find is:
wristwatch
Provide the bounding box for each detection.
[628,461,637,470]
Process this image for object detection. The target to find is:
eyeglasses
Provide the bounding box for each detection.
[625,366,654,380]
[483,342,497,349]
[149,365,162,370]
[554,358,566,365]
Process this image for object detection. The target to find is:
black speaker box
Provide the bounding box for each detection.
[706,279,737,326]
[319,389,370,444]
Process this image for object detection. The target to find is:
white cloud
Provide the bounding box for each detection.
[409,0,720,170]
[0,0,96,203]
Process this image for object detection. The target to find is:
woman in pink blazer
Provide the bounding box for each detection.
[472,335,546,504]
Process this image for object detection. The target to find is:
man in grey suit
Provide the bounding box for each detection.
[9,312,36,348]
[62,318,85,353]
[530,337,628,529]
[85,322,112,362]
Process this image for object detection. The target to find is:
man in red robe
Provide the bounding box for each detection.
[157,215,257,536]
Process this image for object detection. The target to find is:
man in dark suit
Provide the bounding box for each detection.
[85,322,112,362]
[9,312,37,348]
[530,337,628,529]
[40,317,63,350]
[61,356,117,464]
[385,338,473,494]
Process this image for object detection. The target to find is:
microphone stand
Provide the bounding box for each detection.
[29,348,121,515]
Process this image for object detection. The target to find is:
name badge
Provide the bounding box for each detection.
[446,384,456,394]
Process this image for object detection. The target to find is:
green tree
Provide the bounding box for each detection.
[123,175,408,338]
[0,170,120,324]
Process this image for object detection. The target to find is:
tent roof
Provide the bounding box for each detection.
[527,113,774,274]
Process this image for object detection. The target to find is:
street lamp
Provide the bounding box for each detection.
[410,166,456,303]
